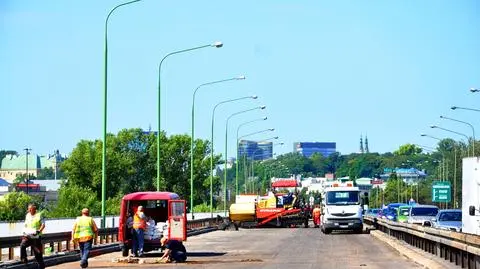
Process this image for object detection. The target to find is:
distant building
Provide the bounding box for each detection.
[380,168,427,184]
[238,140,273,161]
[293,142,336,157]
[0,151,65,182]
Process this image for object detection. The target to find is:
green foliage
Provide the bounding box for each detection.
[193,203,211,213]
[58,128,220,216]
[394,144,422,156]
[0,192,42,221]
[49,185,100,218]
[105,194,123,215]
[0,150,17,162]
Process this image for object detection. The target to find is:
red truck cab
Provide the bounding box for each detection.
[118,191,187,256]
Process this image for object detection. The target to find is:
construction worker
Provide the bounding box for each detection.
[20,203,45,269]
[312,204,321,228]
[159,237,187,263]
[72,208,98,268]
[132,205,147,257]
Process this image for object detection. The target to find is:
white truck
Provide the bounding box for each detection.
[462,157,480,235]
[321,182,364,234]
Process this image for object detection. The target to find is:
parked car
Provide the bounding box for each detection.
[431,209,462,232]
[407,205,439,225]
[396,205,411,223]
[383,208,397,221]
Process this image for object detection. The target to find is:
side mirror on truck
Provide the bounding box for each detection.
[469,205,476,216]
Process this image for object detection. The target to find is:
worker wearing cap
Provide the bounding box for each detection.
[159,237,187,263]
[20,203,45,269]
[72,208,98,268]
[312,204,321,228]
[132,206,147,257]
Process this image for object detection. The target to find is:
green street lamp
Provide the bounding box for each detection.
[224,106,266,212]
[451,106,480,112]
[209,96,258,218]
[157,41,223,192]
[430,125,471,157]
[102,0,141,228]
[190,76,245,219]
[235,119,269,194]
[440,115,475,156]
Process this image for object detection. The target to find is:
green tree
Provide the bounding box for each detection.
[394,144,422,156]
[0,192,43,221]
[0,150,17,162]
[49,185,100,218]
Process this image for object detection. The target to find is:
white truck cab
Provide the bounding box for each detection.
[321,182,364,234]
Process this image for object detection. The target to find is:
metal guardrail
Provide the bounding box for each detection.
[364,216,480,269]
[0,217,223,267]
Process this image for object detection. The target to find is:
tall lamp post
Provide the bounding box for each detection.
[430,125,470,156]
[440,115,475,156]
[189,76,245,218]
[236,128,275,194]
[102,0,141,228]
[156,41,223,192]
[223,106,266,213]
[235,117,268,195]
[24,148,32,194]
[209,96,258,218]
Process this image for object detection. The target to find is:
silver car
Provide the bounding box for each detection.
[432,209,462,232]
[407,205,439,225]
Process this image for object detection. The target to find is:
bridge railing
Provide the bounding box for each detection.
[364,216,480,269]
[0,217,224,266]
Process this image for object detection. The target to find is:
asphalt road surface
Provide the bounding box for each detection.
[56,226,421,269]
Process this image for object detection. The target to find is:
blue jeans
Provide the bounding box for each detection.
[79,240,92,266]
[132,229,144,255]
[171,250,187,262]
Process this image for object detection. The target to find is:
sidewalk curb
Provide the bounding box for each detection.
[370,230,451,269]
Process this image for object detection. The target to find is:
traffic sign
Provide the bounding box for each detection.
[432,181,451,203]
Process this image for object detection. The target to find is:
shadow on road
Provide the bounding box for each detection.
[187,251,227,257]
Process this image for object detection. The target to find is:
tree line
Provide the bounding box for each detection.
[0,131,470,221]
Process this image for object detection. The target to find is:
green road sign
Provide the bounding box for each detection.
[432,181,451,203]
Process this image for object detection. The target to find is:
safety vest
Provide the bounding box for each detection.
[24,212,42,236]
[73,216,95,242]
[313,208,321,218]
[133,213,146,230]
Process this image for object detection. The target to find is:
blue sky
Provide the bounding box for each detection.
[1,0,479,158]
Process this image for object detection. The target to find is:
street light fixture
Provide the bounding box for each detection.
[23,148,32,194]
[102,0,142,228]
[190,76,245,219]
[430,125,471,157]
[470,88,480,93]
[451,106,480,112]
[235,117,268,195]
[440,115,475,156]
[223,106,266,213]
[208,95,257,218]
[157,41,223,192]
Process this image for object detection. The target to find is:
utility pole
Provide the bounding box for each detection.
[24,148,32,194]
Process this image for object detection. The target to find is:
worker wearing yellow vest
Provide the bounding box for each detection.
[72,208,98,268]
[20,203,45,269]
[132,205,147,257]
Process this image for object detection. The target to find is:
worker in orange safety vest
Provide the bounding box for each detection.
[132,206,147,257]
[312,204,321,228]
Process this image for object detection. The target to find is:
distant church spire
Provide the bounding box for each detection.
[365,134,369,153]
[359,135,364,154]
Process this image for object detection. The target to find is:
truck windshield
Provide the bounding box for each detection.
[326,191,359,205]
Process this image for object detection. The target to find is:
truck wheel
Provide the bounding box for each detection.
[323,228,331,234]
[121,246,129,257]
